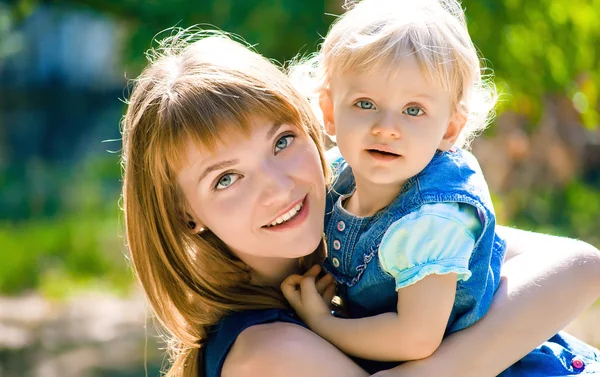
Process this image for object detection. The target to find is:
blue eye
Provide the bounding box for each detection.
[404,106,424,116]
[275,135,295,153]
[355,100,375,110]
[215,173,240,190]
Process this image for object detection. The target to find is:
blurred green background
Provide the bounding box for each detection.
[0,0,598,376]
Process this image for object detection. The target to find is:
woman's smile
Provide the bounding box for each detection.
[263,195,309,231]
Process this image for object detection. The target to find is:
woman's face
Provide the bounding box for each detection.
[177,117,326,271]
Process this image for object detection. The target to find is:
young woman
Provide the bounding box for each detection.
[120,30,600,377]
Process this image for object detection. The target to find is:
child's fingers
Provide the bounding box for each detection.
[315,273,334,295]
[299,276,321,301]
[281,274,304,287]
[280,274,304,308]
[322,281,336,306]
[303,264,321,278]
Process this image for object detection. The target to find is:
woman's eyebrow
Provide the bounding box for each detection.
[198,159,238,183]
[197,122,283,184]
[266,123,283,139]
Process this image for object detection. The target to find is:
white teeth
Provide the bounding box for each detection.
[268,201,304,227]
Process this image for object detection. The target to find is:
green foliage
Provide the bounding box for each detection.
[51,0,600,128]
[0,155,132,297]
[57,0,600,129]
[510,181,600,246]
[58,0,329,74]
[0,214,132,297]
[464,0,600,128]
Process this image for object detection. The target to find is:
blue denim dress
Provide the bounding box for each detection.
[324,148,505,335]
[321,148,600,375]
[500,332,600,376]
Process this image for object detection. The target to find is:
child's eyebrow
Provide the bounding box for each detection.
[409,93,436,101]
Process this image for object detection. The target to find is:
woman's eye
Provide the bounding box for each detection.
[404,106,424,116]
[274,135,295,153]
[355,100,376,110]
[215,173,240,190]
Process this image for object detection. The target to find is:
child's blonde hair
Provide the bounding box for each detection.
[121,28,328,377]
[294,0,497,148]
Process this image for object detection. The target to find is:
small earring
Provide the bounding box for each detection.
[199,227,205,233]
[188,221,196,230]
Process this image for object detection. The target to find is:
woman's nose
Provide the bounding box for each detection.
[259,161,295,206]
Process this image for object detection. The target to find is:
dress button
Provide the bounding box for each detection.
[333,240,341,250]
[332,257,340,268]
[337,221,345,231]
[572,357,584,369]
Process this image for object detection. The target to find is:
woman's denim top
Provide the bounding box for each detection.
[323,148,506,334]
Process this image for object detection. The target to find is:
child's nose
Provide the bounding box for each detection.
[371,113,401,139]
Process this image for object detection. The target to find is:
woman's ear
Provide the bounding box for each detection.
[319,89,336,136]
[185,213,205,234]
[439,111,467,151]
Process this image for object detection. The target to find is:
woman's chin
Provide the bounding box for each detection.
[289,235,323,259]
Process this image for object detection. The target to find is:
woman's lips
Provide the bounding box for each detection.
[263,196,309,231]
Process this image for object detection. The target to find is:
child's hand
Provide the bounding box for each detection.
[281,265,335,329]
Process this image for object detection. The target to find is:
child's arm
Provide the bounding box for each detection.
[370,228,600,377]
[281,272,457,361]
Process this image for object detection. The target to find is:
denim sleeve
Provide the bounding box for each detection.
[378,202,483,290]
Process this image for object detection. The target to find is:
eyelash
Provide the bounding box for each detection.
[214,172,241,191]
[274,132,296,153]
[354,99,376,110]
[353,100,426,117]
[403,105,425,116]
[212,132,297,191]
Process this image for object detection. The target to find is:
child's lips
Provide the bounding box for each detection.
[366,144,400,155]
[367,150,400,160]
[367,145,400,157]
[365,145,401,162]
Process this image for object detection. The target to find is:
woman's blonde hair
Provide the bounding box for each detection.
[121,28,329,377]
[293,0,497,148]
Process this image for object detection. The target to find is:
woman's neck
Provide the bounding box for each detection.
[244,256,300,287]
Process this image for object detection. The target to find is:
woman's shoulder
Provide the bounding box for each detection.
[222,321,316,376]
[218,313,368,377]
[204,308,306,377]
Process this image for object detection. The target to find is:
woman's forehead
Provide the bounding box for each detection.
[179,117,303,167]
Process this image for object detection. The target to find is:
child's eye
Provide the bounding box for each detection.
[404,106,424,116]
[274,134,295,153]
[215,173,240,190]
[355,100,376,110]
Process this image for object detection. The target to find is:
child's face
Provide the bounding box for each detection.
[176,117,326,268]
[324,54,463,189]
